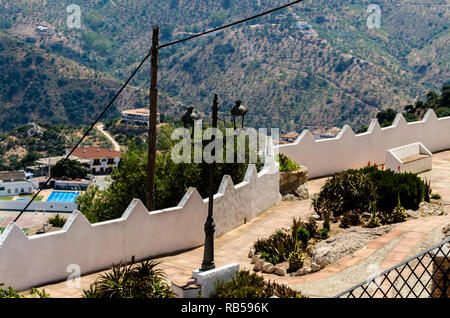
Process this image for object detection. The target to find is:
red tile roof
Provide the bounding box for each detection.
[67,147,122,159]
[282,131,300,139]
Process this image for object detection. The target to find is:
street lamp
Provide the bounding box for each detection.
[181,106,200,138]
[230,100,248,129]
[201,94,219,271]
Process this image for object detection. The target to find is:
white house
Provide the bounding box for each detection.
[0,171,36,197]
[66,147,122,175]
[36,25,49,33]
[281,131,300,143]
[120,108,160,127]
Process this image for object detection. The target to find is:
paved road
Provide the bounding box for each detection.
[96,124,121,152]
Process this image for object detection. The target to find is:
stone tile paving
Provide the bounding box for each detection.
[34,198,316,297]
[33,151,450,298]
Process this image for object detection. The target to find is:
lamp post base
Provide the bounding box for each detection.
[201,216,216,271]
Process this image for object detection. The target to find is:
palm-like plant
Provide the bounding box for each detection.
[366,201,381,228]
[83,261,174,298]
[390,194,407,223]
[288,241,306,272]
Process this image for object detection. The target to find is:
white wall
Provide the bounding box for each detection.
[0,197,76,212]
[0,139,280,291]
[0,181,35,197]
[278,110,450,179]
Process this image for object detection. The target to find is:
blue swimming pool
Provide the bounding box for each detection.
[46,191,80,203]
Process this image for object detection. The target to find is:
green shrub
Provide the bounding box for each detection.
[0,283,50,298]
[83,261,174,298]
[292,226,310,247]
[252,219,310,269]
[424,178,432,203]
[319,228,329,239]
[78,136,259,223]
[277,153,299,172]
[360,167,425,213]
[51,159,87,179]
[303,218,317,237]
[48,214,67,228]
[314,167,426,223]
[431,193,441,200]
[291,217,316,239]
[260,251,279,266]
[211,271,304,298]
[313,170,376,218]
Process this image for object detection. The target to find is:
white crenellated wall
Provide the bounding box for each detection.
[0,139,281,291]
[277,109,450,179]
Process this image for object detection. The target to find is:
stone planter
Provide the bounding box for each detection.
[280,167,309,200]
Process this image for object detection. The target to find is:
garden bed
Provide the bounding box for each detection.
[249,166,445,278]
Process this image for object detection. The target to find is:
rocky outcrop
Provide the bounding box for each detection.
[406,201,446,218]
[311,225,394,267]
[280,167,309,201]
[443,223,450,239]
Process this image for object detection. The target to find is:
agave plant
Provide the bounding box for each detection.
[253,229,295,264]
[288,238,306,272]
[83,261,174,298]
[288,249,306,272]
[390,194,407,223]
[366,201,381,228]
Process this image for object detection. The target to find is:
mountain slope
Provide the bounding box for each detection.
[0,0,448,131]
[0,31,136,130]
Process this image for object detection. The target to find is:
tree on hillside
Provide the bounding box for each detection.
[77,131,262,223]
[403,83,450,119]
[440,84,450,108]
[51,159,87,179]
[376,108,397,127]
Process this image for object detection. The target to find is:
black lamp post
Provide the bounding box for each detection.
[201,94,219,271]
[230,100,248,129]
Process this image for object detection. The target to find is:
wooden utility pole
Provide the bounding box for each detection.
[146,25,159,211]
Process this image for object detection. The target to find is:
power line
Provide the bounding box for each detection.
[13,53,152,223]
[13,0,305,222]
[158,0,305,49]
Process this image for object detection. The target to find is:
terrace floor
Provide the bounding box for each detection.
[33,150,450,298]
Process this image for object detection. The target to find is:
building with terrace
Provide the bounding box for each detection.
[27,156,91,177]
[66,147,122,175]
[120,108,160,127]
[281,131,300,143]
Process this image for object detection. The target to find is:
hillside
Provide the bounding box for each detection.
[0,31,139,131]
[0,0,448,131]
[0,121,116,171]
